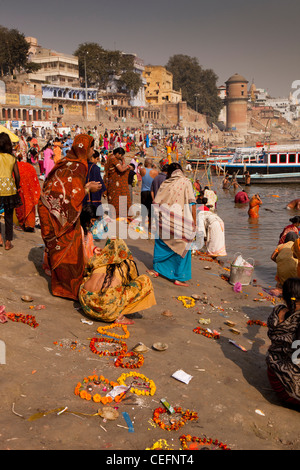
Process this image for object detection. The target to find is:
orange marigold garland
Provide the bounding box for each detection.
[6,312,39,328]
[89,337,127,357]
[180,434,231,450]
[114,351,144,369]
[193,326,220,339]
[247,320,267,327]
[153,407,198,431]
[97,323,130,339]
[74,374,125,404]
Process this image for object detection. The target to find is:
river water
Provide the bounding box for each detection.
[208,176,300,287]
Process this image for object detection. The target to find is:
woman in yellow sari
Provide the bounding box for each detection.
[271,233,300,287]
[79,238,156,324]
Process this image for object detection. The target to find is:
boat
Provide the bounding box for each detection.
[216,144,300,184]
[186,147,235,169]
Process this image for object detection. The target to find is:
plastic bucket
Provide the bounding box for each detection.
[229,253,254,286]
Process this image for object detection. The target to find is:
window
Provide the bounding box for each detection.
[270,154,277,164]
[279,154,287,164]
[288,154,296,163]
[298,154,300,163]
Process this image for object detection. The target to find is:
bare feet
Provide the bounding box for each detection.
[0,236,3,247]
[5,241,13,251]
[174,280,189,286]
[146,269,159,277]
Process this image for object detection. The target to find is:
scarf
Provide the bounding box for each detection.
[153,169,196,257]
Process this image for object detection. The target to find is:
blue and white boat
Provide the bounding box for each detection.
[217,144,300,184]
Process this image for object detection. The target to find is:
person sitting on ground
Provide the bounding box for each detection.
[80,204,102,264]
[271,232,300,288]
[278,216,300,245]
[266,277,300,409]
[78,238,156,324]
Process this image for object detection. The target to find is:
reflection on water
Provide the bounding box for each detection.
[212,177,300,286]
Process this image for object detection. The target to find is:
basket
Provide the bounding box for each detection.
[229,253,254,286]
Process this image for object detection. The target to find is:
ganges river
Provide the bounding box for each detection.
[212,177,300,287]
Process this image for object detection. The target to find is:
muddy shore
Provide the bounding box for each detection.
[0,215,299,451]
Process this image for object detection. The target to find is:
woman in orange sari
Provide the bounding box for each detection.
[248,194,262,219]
[38,134,102,300]
[15,161,41,232]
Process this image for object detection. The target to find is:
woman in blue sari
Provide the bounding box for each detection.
[83,150,106,216]
[149,163,196,286]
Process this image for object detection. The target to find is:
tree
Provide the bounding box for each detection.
[74,42,142,95]
[166,54,223,123]
[0,25,40,76]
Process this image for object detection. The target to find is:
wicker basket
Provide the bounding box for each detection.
[229,253,254,286]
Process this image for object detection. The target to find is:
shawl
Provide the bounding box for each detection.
[292,238,300,277]
[153,169,196,257]
[266,304,300,400]
[38,134,93,300]
[15,162,41,225]
[279,224,299,245]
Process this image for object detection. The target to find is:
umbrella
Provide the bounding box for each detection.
[0,125,19,143]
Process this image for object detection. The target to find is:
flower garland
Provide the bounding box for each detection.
[247,320,267,327]
[178,296,195,309]
[114,352,144,369]
[179,434,230,450]
[193,326,220,339]
[74,374,124,404]
[97,323,130,339]
[117,372,156,396]
[153,407,198,431]
[6,312,39,328]
[89,337,127,357]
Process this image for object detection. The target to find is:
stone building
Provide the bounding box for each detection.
[143,66,182,105]
[225,73,249,133]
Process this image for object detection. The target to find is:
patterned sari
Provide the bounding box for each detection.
[38,134,93,300]
[266,304,300,403]
[79,238,156,322]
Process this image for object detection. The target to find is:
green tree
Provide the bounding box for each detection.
[74,42,142,94]
[0,25,40,76]
[166,54,223,123]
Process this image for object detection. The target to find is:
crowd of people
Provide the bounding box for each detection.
[0,126,299,410]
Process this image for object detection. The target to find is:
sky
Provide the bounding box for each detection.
[1,0,300,97]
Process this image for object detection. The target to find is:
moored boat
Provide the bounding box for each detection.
[217,145,300,184]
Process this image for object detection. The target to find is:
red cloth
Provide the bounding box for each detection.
[235,191,249,204]
[38,134,92,300]
[15,162,41,229]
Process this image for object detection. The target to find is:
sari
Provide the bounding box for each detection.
[266,304,300,403]
[79,238,156,322]
[248,195,262,218]
[278,224,299,245]
[104,154,131,218]
[15,162,41,230]
[152,169,196,282]
[38,134,93,300]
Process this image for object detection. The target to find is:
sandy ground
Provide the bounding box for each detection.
[0,210,300,452]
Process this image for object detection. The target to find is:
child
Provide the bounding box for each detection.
[80,205,102,263]
[266,277,300,408]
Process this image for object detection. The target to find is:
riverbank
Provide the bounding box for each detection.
[0,220,299,451]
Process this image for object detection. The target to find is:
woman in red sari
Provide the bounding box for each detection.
[278,217,300,245]
[104,147,131,219]
[38,134,101,300]
[15,161,41,232]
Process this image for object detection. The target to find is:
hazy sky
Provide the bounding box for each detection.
[1,0,300,97]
